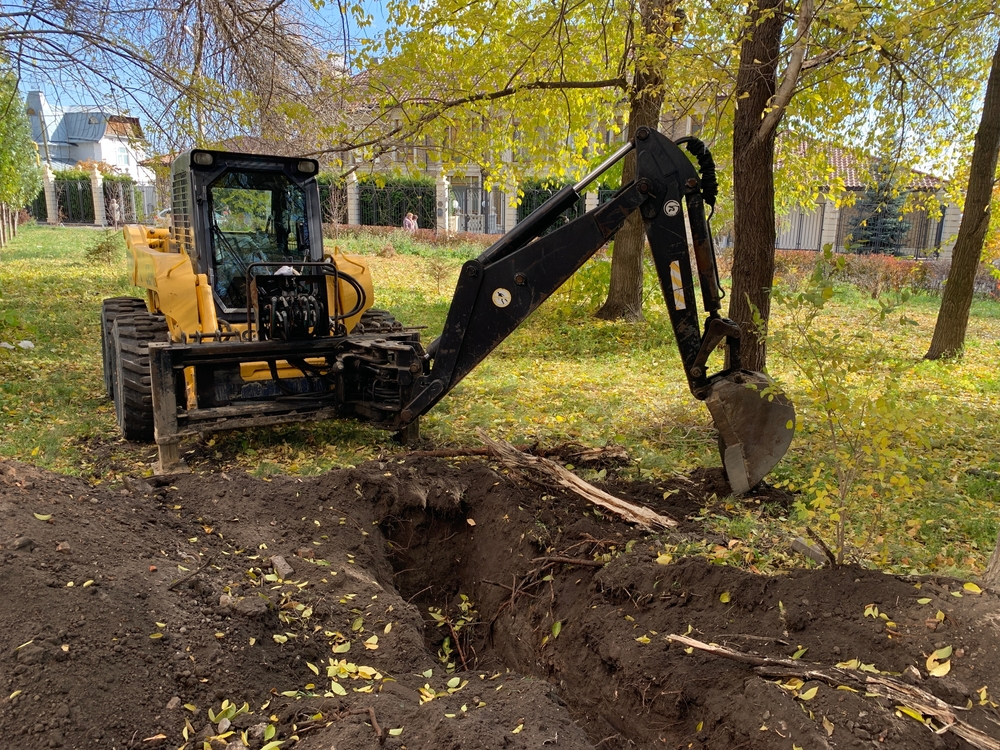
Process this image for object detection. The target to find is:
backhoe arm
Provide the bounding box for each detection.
[401,127,794,493]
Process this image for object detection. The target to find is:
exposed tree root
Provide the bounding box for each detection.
[668,633,1000,750]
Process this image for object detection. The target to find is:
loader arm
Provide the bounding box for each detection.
[402,126,794,493]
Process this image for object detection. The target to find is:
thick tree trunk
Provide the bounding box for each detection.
[595,0,670,322]
[926,35,1000,360]
[727,0,787,373]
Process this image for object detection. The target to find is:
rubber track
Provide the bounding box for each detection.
[100,297,147,399]
[112,313,169,442]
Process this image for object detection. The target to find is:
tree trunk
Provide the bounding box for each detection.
[926,35,1000,360]
[984,527,1000,589]
[726,0,787,372]
[595,0,671,322]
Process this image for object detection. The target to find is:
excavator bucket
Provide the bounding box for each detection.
[704,371,795,495]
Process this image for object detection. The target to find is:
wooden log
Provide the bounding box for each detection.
[477,429,677,530]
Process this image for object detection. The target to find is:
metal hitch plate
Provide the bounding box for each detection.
[704,371,795,495]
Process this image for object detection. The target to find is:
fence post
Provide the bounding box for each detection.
[585,191,599,214]
[819,196,840,252]
[91,167,106,227]
[346,172,360,226]
[436,174,450,233]
[43,164,58,225]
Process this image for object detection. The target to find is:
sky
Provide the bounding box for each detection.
[14,0,394,151]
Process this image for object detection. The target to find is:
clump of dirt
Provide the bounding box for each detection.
[1,457,998,750]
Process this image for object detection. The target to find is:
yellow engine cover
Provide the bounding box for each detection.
[326,247,374,333]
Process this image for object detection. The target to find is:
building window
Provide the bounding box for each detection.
[118,147,130,167]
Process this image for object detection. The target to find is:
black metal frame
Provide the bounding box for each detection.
[401,126,741,420]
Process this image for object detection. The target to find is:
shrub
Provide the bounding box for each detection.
[773,249,821,291]
[835,254,917,299]
[763,248,946,563]
[323,224,493,254]
[53,169,92,181]
[85,229,123,264]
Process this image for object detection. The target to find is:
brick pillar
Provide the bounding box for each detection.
[43,165,58,225]
[91,166,106,227]
[585,191,599,214]
[436,174,450,233]
[346,172,360,226]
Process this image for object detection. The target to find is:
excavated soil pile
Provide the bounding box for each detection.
[2,457,999,750]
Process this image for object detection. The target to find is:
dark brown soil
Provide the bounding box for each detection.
[2,457,999,750]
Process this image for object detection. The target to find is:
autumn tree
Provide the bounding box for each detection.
[0,0,342,149]
[925,32,1000,360]
[703,0,998,370]
[0,66,41,244]
[595,0,681,322]
[327,0,996,353]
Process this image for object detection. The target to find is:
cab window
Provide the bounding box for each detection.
[209,170,309,308]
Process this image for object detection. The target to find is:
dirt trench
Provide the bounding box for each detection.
[2,456,999,750]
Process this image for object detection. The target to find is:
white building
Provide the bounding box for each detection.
[24,90,156,183]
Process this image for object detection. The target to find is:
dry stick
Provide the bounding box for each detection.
[346,707,384,744]
[805,526,838,566]
[668,633,1000,750]
[166,554,216,591]
[446,619,469,672]
[532,555,607,568]
[477,430,677,530]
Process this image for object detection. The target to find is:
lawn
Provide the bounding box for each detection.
[2,223,999,577]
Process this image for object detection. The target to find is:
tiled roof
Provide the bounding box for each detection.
[787,138,944,191]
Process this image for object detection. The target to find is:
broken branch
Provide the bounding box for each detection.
[166,554,216,591]
[668,633,1000,750]
[477,430,676,530]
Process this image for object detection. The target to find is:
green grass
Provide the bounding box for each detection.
[3,224,1000,578]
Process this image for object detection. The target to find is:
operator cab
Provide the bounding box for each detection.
[174,149,325,320]
[208,171,309,308]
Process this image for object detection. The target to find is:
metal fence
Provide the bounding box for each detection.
[835,192,943,256]
[517,185,585,235]
[449,186,507,234]
[776,205,825,251]
[319,184,348,225]
[103,181,139,224]
[26,190,46,222]
[598,188,617,205]
[900,206,944,259]
[54,180,94,224]
[136,184,158,220]
[358,183,435,229]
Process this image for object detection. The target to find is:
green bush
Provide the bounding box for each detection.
[763,248,947,564]
[52,169,91,181]
[84,229,123,264]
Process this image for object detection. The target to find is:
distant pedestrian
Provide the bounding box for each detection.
[403,212,417,231]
